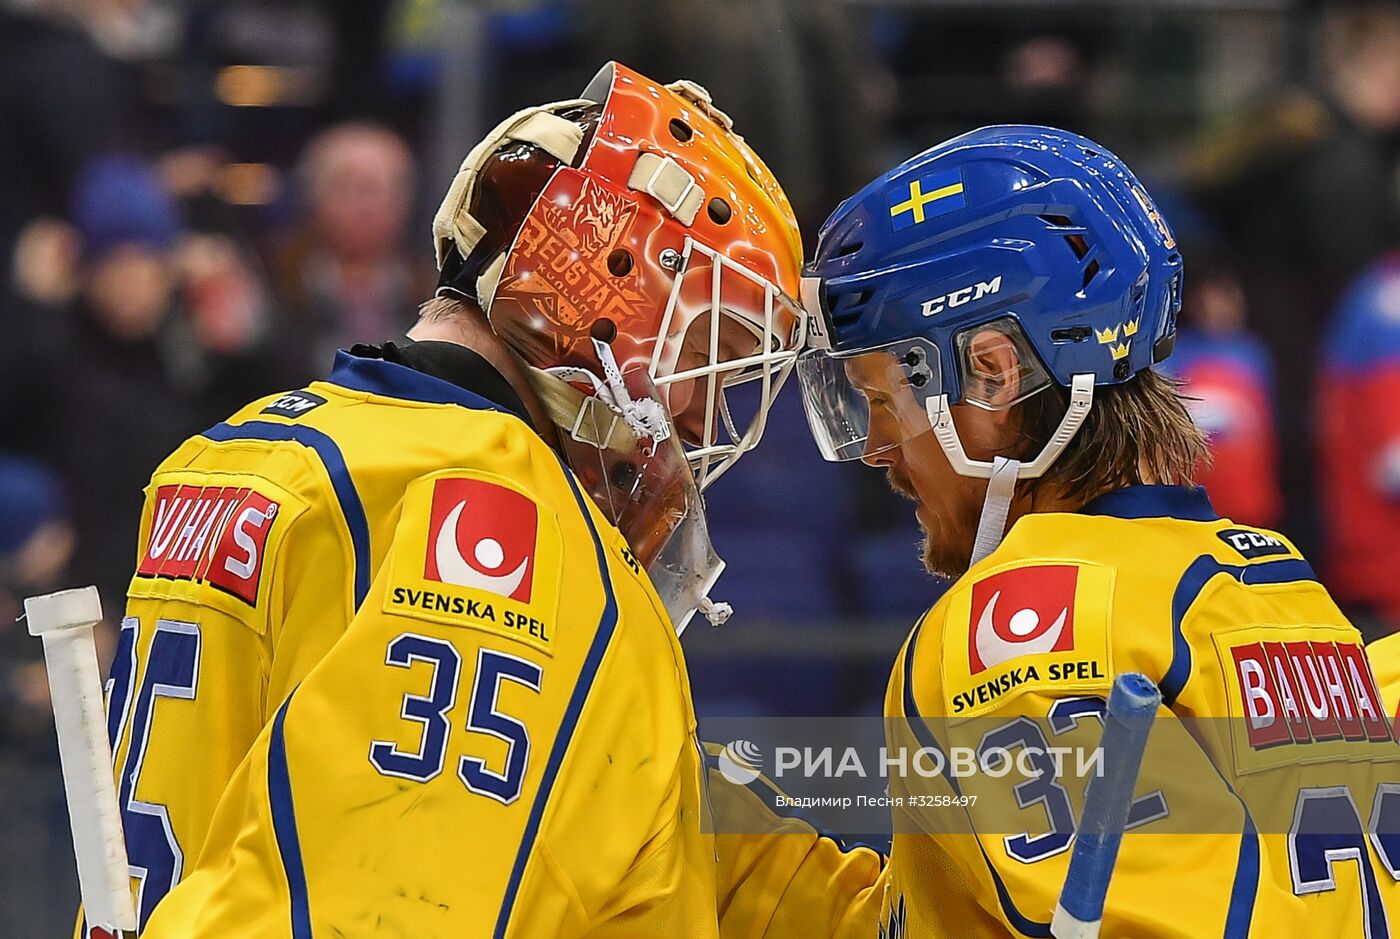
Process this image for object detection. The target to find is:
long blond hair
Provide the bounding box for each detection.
[1017,368,1209,507]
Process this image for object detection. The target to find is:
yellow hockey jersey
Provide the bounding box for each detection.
[99,344,580,931]
[133,347,858,938]
[878,485,1400,938]
[1371,631,1400,740]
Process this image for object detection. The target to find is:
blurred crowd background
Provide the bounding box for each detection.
[5,0,1400,928]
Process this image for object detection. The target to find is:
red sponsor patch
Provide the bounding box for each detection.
[137,484,279,605]
[1261,641,1311,743]
[1232,643,1293,748]
[968,565,1078,674]
[424,478,537,603]
[1335,642,1395,742]
[1231,639,1393,750]
[1285,641,1343,742]
[204,491,278,604]
[1313,642,1366,741]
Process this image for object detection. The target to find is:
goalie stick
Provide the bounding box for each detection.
[25,587,136,935]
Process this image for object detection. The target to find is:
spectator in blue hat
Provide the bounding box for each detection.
[71,153,183,342]
[48,155,208,606]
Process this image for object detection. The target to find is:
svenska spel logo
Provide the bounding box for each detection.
[968,564,1078,673]
[424,477,538,602]
[718,739,762,785]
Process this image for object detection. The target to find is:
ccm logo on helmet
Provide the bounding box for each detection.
[920,275,1002,317]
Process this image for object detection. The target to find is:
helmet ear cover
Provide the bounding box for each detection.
[953,317,1052,412]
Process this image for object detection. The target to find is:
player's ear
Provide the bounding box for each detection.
[964,328,1023,414]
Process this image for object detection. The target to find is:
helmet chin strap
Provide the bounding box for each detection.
[972,457,1021,565]
[925,373,1095,566]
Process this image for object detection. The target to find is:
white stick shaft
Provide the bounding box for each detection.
[38,627,137,931]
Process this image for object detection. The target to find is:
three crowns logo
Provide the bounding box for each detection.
[1096,317,1139,361]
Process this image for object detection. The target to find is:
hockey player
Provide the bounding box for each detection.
[96,62,832,936]
[794,126,1400,935]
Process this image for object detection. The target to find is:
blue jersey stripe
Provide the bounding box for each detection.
[268,694,313,939]
[326,351,518,416]
[899,620,1053,938]
[1080,485,1218,522]
[1185,727,1261,937]
[901,619,963,797]
[1163,556,1311,935]
[201,420,372,608]
[1163,556,1317,707]
[1223,817,1259,939]
[493,466,619,938]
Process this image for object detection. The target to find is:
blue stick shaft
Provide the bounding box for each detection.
[1054,673,1161,936]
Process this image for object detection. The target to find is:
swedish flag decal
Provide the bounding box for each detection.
[888,170,966,231]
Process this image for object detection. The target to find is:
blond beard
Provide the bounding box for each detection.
[887,465,980,581]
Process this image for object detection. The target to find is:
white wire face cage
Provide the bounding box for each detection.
[648,237,807,492]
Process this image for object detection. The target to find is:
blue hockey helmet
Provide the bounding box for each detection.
[798,125,1183,467]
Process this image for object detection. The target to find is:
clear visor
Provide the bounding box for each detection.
[556,366,725,634]
[651,237,806,491]
[796,337,943,462]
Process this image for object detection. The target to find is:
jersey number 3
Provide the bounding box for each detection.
[369,633,543,805]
